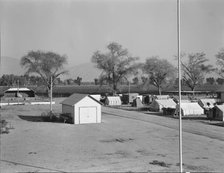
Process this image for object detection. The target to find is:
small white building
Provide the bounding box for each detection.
[61,94,101,124]
[105,96,122,106]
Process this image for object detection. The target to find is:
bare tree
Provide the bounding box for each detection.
[92,42,139,95]
[216,48,224,78]
[143,56,175,95]
[20,50,68,97]
[181,52,213,95]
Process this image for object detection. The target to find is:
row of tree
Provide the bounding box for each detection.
[2,42,223,97]
[92,42,224,95]
[0,75,85,87]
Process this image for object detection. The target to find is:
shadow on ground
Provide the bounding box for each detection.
[18,115,72,124]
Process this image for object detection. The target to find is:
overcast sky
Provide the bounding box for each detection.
[1,0,223,67]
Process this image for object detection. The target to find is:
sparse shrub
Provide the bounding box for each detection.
[0,120,14,134]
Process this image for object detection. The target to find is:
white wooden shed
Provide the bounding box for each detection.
[61,94,101,124]
[105,96,122,106]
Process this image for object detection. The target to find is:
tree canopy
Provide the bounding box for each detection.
[20,50,68,96]
[92,42,139,94]
[143,56,175,95]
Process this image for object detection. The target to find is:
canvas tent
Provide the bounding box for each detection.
[208,105,224,121]
[142,94,153,104]
[90,94,101,102]
[61,94,101,124]
[105,96,122,106]
[132,97,143,107]
[174,102,204,116]
[198,98,216,109]
[121,93,139,104]
[149,99,176,112]
[153,95,170,100]
[4,88,35,97]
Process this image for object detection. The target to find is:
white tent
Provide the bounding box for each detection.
[198,98,216,109]
[175,102,204,116]
[212,105,224,121]
[61,94,101,124]
[90,94,101,102]
[149,99,176,112]
[105,96,122,106]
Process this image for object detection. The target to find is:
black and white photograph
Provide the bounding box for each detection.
[0,0,223,172]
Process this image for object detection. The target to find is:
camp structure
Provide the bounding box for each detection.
[105,96,122,106]
[198,98,217,109]
[153,95,170,100]
[89,94,101,102]
[4,87,35,97]
[207,105,224,121]
[61,94,102,124]
[149,99,176,112]
[121,93,139,104]
[174,102,204,116]
[142,94,153,104]
[132,97,143,107]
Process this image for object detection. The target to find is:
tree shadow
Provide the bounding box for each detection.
[18,115,72,124]
[18,115,44,122]
[201,121,224,127]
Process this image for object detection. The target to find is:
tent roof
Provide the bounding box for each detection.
[106,96,121,101]
[6,87,33,92]
[199,99,216,106]
[154,95,170,100]
[215,104,224,112]
[178,102,203,110]
[156,99,176,108]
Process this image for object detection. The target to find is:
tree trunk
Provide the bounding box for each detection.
[47,85,51,98]
[158,86,162,95]
[113,82,117,96]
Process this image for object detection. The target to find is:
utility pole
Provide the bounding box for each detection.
[50,76,53,113]
[177,0,183,172]
[0,30,1,108]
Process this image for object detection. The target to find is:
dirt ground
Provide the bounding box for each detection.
[0,98,223,172]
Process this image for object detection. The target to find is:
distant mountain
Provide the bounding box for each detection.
[1,56,25,76]
[0,56,101,82]
[65,63,101,82]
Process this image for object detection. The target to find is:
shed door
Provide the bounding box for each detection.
[79,107,97,124]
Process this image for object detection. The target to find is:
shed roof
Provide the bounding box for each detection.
[61,94,87,106]
[61,93,102,106]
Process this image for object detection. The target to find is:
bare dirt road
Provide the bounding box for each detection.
[1,99,223,172]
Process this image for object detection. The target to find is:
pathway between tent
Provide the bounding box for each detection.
[102,106,224,141]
